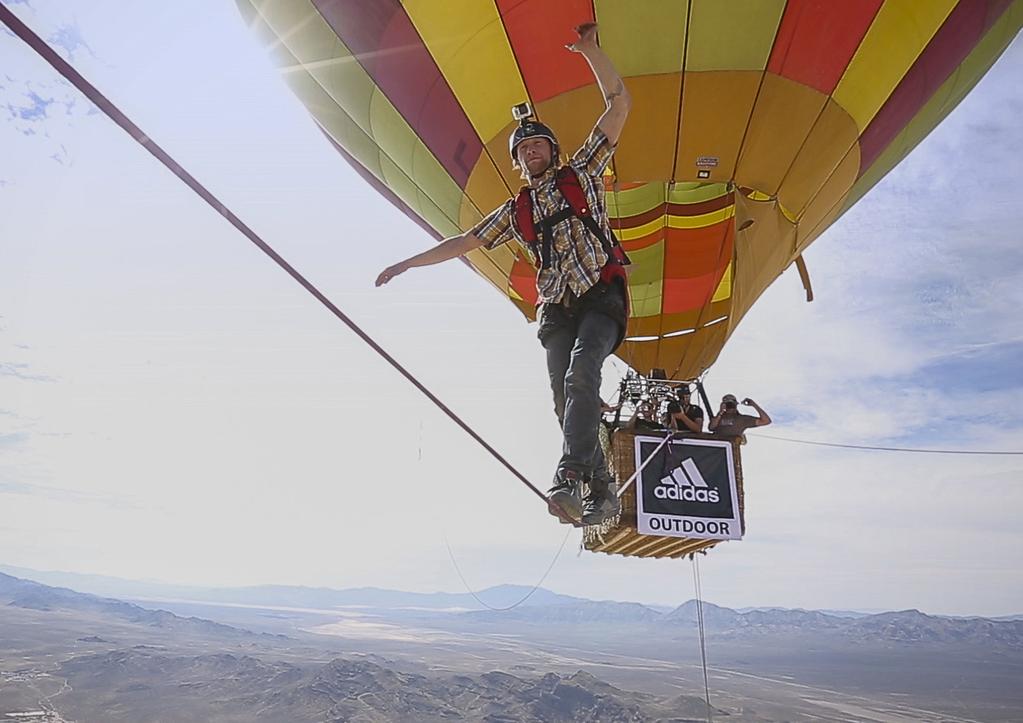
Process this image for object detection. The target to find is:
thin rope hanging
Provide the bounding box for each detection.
[756,433,1023,456]
[444,529,572,612]
[0,6,550,505]
[691,555,713,723]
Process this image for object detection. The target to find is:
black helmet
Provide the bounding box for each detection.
[509,119,559,162]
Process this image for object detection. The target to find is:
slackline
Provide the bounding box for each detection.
[1,6,548,505]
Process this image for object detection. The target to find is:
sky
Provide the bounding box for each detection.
[1,0,1021,618]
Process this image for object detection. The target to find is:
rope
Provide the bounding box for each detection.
[756,433,1023,456]
[444,529,572,612]
[1,6,549,506]
[691,555,713,723]
[616,430,677,498]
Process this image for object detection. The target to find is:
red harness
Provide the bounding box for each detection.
[512,166,630,290]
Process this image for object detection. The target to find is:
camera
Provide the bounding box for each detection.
[511,102,533,121]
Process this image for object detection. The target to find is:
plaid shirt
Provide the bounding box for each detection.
[470,127,615,304]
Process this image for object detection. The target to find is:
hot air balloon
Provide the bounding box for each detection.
[235,0,1021,380]
[235,0,1020,557]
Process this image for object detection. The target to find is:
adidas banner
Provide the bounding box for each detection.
[634,435,742,540]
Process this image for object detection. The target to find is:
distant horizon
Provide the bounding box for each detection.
[4,562,1018,620]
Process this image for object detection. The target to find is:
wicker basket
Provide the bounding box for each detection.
[583,427,745,559]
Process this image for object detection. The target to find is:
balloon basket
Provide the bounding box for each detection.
[583,429,745,559]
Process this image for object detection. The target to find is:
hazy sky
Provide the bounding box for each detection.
[2,1,1021,617]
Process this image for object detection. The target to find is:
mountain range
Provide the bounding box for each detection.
[0,571,281,640]
[4,566,1021,649]
[0,564,590,609]
[4,568,1022,721]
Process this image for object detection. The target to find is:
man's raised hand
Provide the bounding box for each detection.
[566,22,598,53]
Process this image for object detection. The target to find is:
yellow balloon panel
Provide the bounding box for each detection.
[777,99,861,217]
[675,72,762,183]
[735,74,828,196]
[613,74,684,182]
[685,0,785,72]
[594,0,688,77]
[796,149,861,254]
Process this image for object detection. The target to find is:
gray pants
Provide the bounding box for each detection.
[540,305,619,478]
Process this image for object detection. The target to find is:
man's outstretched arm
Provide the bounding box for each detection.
[744,398,772,427]
[568,23,632,146]
[375,231,486,286]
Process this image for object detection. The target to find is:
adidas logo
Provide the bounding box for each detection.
[656,458,720,503]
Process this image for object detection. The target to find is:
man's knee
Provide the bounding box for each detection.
[564,363,599,398]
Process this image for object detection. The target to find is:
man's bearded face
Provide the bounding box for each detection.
[516,137,553,176]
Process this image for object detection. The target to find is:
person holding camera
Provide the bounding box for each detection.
[624,397,664,432]
[709,394,771,441]
[665,384,704,434]
[376,24,631,526]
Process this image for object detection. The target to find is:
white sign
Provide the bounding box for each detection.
[634,435,742,540]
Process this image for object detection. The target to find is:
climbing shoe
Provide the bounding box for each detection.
[547,468,582,524]
[581,469,620,526]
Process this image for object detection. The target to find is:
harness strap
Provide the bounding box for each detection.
[538,207,574,270]
[513,166,631,272]
[576,212,620,262]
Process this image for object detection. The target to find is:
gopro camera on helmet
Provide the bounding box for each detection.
[508,101,559,166]
[511,101,533,122]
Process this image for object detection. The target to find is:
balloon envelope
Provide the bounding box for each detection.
[238,0,1021,377]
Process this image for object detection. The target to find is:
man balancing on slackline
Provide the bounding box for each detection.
[376,23,632,526]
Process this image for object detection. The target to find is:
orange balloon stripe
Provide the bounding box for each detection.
[495,0,596,104]
[767,0,882,95]
[509,257,539,307]
[662,271,728,315]
[662,222,734,279]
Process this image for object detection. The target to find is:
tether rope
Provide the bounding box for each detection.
[756,433,1023,456]
[444,529,572,612]
[691,555,713,723]
[615,431,677,498]
[1,7,549,505]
